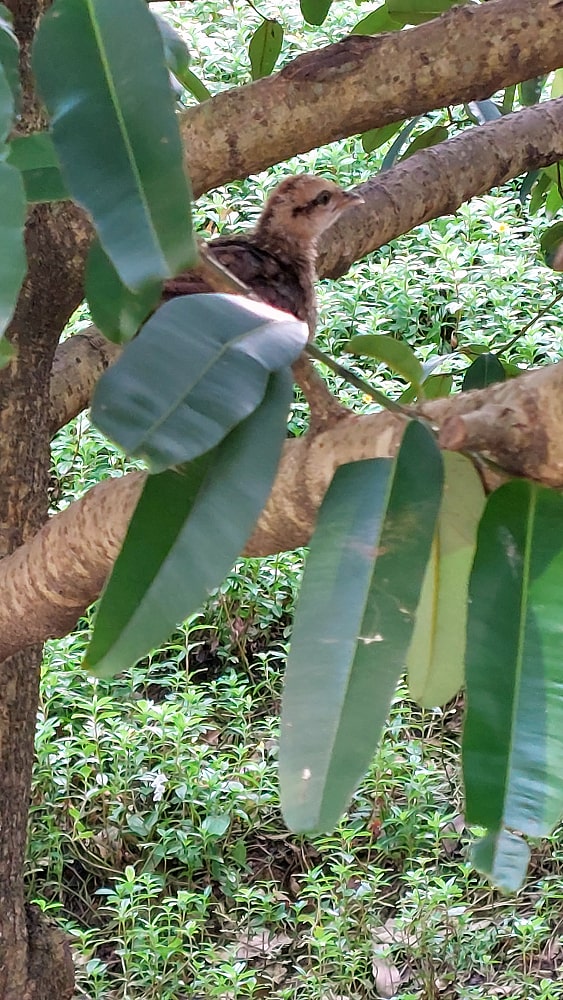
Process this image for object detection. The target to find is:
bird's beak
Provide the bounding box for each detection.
[337,189,364,211]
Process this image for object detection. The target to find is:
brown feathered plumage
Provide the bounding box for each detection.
[162,175,362,338]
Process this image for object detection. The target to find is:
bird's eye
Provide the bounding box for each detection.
[316,190,331,206]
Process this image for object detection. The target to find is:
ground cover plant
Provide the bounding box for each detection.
[2,0,563,996]
[37,108,563,996]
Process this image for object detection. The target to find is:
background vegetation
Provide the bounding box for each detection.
[28,5,563,997]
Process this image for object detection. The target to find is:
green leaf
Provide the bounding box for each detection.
[352,5,400,35]
[361,121,403,155]
[0,160,27,339]
[202,814,230,837]
[545,181,563,219]
[300,0,333,25]
[471,831,531,893]
[85,239,161,343]
[400,124,448,160]
[407,453,485,707]
[386,0,459,26]
[32,0,196,292]
[463,481,563,850]
[280,421,443,833]
[529,171,552,214]
[501,84,516,115]
[249,19,283,80]
[152,12,190,80]
[540,220,563,270]
[0,5,20,113]
[420,372,453,399]
[462,353,505,391]
[7,133,70,203]
[86,371,292,677]
[346,334,424,388]
[551,68,563,100]
[380,116,422,171]
[92,294,307,472]
[466,100,502,125]
[519,76,547,107]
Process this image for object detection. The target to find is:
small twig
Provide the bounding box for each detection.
[306,343,411,416]
[493,288,563,356]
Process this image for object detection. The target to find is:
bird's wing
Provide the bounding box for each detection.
[162,236,310,324]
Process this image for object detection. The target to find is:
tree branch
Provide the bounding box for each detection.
[50,97,563,432]
[182,0,563,196]
[5,361,563,662]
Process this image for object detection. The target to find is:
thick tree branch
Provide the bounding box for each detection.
[49,97,563,432]
[182,0,563,195]
[4,362,563,662]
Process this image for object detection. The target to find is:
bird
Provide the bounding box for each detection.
[162,174,363,340]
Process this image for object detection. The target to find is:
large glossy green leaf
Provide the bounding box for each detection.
[463,481,563,886]
[280,421,443,833]
[32,0,196,291]
[0,5,19,113]
[407,453,485,708]
[92,294,307,472]
[7,133,70,203]
[462,353,505,391]
[472,832,531,893]
[85,239,161,343]
[86,370,292,678]
[347,334,423,389]
[300,0,333,25]
[0,160,27,339]
[249,20,283,80]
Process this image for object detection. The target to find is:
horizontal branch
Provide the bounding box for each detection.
[5,361,563,663]
[183,0,563,195]
[50,97,563,432]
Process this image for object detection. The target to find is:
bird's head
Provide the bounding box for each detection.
[254,175,364,253]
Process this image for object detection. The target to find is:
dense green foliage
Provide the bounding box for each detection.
[1,0,561,993]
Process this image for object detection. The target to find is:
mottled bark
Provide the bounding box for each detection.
[3,360,563,661]
[0,5,89,995]
[182,0,563,196]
